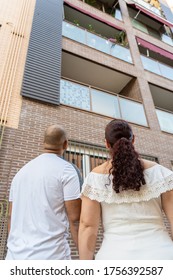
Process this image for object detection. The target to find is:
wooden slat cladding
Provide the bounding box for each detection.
[21,0,63,104]
[0,0,31,147]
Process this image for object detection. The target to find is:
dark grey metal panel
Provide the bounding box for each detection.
[21,0,63,105]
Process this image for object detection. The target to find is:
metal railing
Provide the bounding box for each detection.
[63,140,159,178]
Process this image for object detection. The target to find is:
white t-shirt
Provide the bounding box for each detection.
[6,153,81,260]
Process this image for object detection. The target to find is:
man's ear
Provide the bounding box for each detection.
[63,140,68,150]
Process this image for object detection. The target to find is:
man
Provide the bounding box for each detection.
[6,125,81,259]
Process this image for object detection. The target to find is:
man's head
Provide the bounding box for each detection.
[43,125,68,155]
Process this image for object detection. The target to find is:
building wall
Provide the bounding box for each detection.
[0,0,173,259]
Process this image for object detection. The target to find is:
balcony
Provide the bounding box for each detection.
[141,55,173,80]
[130,0,162,17]
[60,78,148,127]
[149,84,173,134]
[128,5,173,47]
[79,0,122,20]
[62,21,132,64]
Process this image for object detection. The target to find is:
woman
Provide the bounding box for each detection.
[78,119,173,260]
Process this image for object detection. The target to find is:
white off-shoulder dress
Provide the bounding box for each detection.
[81,164,173,259]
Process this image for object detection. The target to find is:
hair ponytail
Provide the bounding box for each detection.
[105,120,146,193]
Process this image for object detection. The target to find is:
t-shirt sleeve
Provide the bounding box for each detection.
[62,163,81,201]
[9,177,16,202]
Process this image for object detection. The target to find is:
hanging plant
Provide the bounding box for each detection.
[109,31,128,47]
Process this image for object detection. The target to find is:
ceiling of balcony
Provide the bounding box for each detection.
[61,51,133,94]
[99,0,117,5]
[150,84,173,112]
[128,6,163,31]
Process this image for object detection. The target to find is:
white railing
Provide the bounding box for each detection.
[156,109,173,134]
[141,55,173,81]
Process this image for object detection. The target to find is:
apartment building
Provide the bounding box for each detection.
[0,0,173,259]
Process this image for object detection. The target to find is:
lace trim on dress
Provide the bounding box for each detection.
[81,173,173,204]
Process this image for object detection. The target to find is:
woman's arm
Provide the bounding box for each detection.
[78,196,101,260]
[161,190,173,240]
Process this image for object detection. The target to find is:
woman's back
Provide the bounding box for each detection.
[79,120,173,260]
[82,162,173,259]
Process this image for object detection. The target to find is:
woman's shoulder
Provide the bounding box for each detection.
[92,161,111,175]
[141,159,157,170]
[142,159,172,177]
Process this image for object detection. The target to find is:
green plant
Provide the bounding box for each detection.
[88,24,95,32]
[73,19,80,26]
[114,31,128,46]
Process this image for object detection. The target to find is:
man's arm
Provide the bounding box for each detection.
[65,198,81,249]
[8,202,12,235]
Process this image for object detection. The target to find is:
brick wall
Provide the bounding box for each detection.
[1,0,173,260]
[1,98,173,259]
[119,78,142,101]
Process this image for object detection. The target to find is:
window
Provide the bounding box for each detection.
[63,141,107,178]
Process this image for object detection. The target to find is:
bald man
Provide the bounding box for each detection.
[6,125,81,260]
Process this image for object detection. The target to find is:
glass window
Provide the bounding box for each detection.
[131,19,148,34]
[147,27,160,39]
[156,109,173,134]
[119,98,148,126]
[91,89,120,118]
[115,8,122,21]
[60,79,91,110]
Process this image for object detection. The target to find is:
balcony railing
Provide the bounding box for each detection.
[131,0,162,16]
[156,109,173,134]
[60,78,148,127]
[131,18,173,47]
[62,21,132,64]
[141,55,173,81]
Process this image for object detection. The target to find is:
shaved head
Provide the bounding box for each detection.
[43,125,67,150]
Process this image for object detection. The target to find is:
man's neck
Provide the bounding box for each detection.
[43,148,63,157]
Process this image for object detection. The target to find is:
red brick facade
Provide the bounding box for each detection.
[0,0,173,259]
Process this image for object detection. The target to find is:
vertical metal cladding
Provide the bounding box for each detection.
[21,0,63,104]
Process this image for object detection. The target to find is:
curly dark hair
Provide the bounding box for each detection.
[105,119,146,193]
